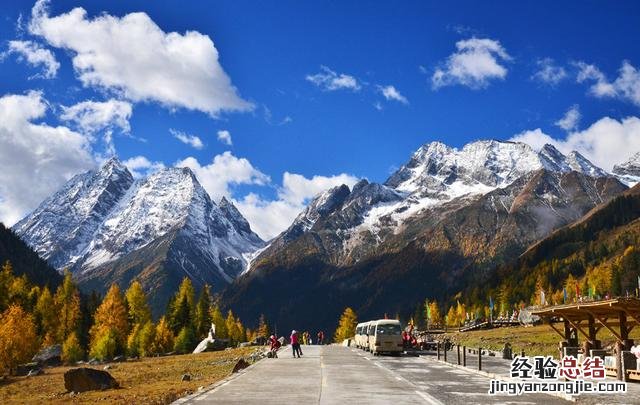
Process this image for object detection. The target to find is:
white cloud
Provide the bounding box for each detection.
[6,39,59,79]
[432,37,511,89]
[217,129,232,145]
[531,58,567,86]
[0,91,95,225]
[576,61,640,107]
[60,99,132,134]
[29,0,252,116]
[170,129,204,149]
[176,152,358,239]
[122,155,165,178]
[555,105,580,132]
[378,85,408,104]
[306,66,361,91]
[510,115,640,171]
[234,172,359,239]
[176,152,270,201]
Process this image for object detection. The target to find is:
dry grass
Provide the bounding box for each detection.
[0,347,257,404]
[444,324,640,357]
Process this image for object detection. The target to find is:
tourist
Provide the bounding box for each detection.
[317,330,324,345]
[291,330,302,358]
[269,335,280,358]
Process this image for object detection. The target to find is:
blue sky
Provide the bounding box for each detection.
[1,0,640,238]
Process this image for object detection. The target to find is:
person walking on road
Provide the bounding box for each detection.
[291,330,303,358]
[317,330,324,345]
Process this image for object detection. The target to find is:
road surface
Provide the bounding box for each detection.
[176,345,571,404]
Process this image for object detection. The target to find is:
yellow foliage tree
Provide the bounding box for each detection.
[125,280,151,326]
[0,305,39,375]
[151,317,174,355]
[90,284,129,356]
[333,307,357,342]
[62,331,84,364]
[427,301,442,327]
[54,270,81,342]
[210,305,227,339]
[35,286,57,343]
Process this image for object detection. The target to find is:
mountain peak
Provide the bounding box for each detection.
[613,151,640,186]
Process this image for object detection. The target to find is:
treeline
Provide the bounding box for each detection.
[0,261,270,375]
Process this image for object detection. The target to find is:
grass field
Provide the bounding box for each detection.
[0,347,257,404]
[444,324,640,357]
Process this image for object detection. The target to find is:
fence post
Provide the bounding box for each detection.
[521,349,525,358]
[457,345,461,365]
[478,347,482,371]
[444,343,447,362]
[463,346,466,367]
[437,341,440,360]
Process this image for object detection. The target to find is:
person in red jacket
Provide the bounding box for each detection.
[317,331,324,345]
[290,330,302,358]
[269,335,280,358]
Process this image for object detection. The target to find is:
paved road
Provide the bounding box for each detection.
[177,345,571,404]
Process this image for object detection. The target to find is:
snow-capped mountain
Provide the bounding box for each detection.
[14,157,135,270]
[223,139,627,332]
[253,140,616,269]
[14,158,263,313]
[613,152,640,186]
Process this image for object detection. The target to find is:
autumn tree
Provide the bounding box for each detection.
[54,270,81,342]
[151,317,174,355]
[62,332,84,364]
[35,286,57,344]
[125,281,151,326]
[334,307,357,342]
[210,305,227,339]
[0,305,39,375]
[194,285,212,338]
[90,284,129,359]
[225,310,240,345]
[426,300,442,328]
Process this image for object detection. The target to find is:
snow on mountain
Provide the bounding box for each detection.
[14,158,264,283]
[13,157,134,269]
[613,152,640,186]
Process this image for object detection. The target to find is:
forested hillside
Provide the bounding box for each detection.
[0,222,61,289]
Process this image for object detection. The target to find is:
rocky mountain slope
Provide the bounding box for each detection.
[14,158,264,314]
[225,140,628,332]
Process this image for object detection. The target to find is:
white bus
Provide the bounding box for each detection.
[367,319,403,356]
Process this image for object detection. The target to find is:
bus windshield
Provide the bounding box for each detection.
[376,324,401,335]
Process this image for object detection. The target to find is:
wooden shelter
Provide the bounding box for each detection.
[532,297,640,381]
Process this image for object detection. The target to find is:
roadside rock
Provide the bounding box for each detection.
[32,345,62,366]
[16,362,40,376]
[181,374,191,382]
[232,359,250,373]
[112,355,126,362]
[63,368,119,392]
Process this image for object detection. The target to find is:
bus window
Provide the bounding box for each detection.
[376,324,402,335]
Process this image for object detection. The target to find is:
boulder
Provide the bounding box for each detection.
[181,374,191,382]
[16,362,40,376]
[63,368,119,392]
[232,359,250,373]
[32,345,62,366]
[112,355,126,362]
